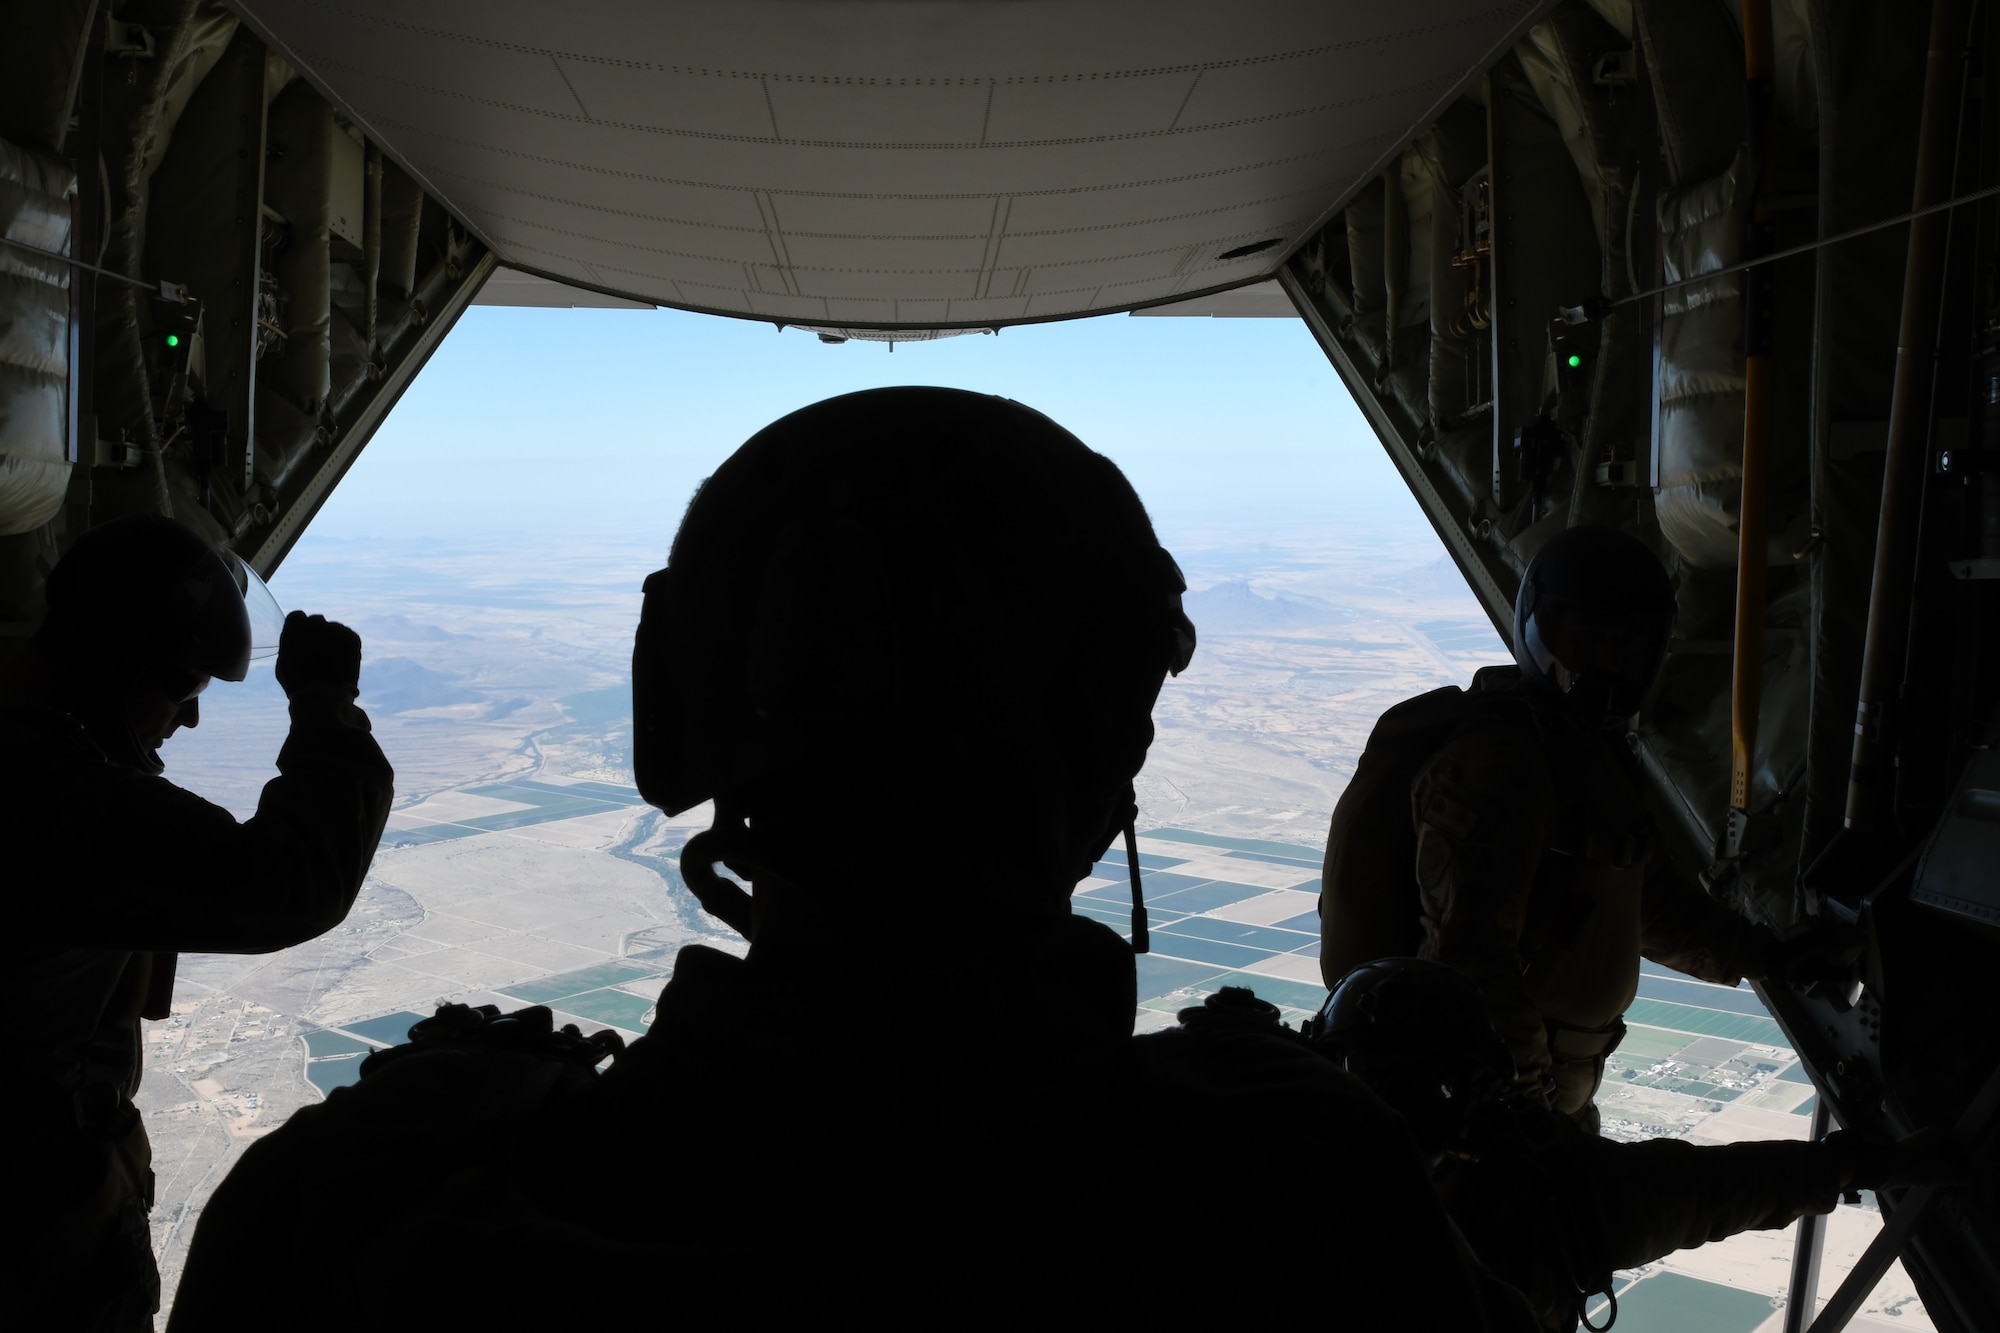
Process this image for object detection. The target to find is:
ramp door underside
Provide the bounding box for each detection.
[234,0,1549,328]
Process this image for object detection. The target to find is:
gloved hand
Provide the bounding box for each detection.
[274,610,363,700]
[1765,922,1866,997]
[1824,1127,1965,1196]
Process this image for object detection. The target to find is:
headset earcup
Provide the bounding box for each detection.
[633,567,699,814]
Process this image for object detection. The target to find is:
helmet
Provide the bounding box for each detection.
[1512,525,1676,722]
[1312,958,1515,1156]
[632,387,1195,820]
[41,516,281,769]
[44,516,280,683]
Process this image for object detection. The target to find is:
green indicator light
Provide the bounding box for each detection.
[1566,354,1581,368]
[165,333,180,348]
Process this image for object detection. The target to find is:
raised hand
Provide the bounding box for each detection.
[274,610,363,701]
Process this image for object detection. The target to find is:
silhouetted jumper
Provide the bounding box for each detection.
[3,517,391,1332]
[170,389,1534,1330]
[1318,527,1784,1130]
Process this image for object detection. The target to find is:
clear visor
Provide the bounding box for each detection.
[1526,600,1671,717]
[217,550,287,662]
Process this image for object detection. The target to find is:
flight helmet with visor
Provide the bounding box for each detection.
[1512,525,1676,725]
[41,516,285,771]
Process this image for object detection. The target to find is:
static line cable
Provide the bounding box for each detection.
[1603,179,2000,311]
[0,233,189,303]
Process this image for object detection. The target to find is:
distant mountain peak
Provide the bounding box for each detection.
[1182,579,1347,634]
[355,614,465,643]
[358,657,485,714]
[1378,555,1476,596]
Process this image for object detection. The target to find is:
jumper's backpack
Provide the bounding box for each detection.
[169,1003,633,1331]
[1318,666,1536,983]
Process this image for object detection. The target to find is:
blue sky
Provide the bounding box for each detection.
[307,304,1424,545]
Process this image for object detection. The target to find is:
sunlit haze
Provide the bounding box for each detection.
[307,307,1416,543]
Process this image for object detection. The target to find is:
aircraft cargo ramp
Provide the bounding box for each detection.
[2,5,1997,1329]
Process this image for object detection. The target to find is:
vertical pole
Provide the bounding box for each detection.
[243,50,270,496]
[1650,195,1665,492]
[60,4,107,543]
[1782,1096,1834,1333]
[362,142,382,363]
[1731,0,1777,819]
[1487,72,1518,516]
[1846,0,1974,830]
[1982,317,2000,562]
[66,196,87,468]
[1384,165,1408,388]
[68,7,105,475]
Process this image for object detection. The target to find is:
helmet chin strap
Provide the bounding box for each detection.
[70,692,165,776]
[1523,614,1574,694]
[680,820,759,938]
[1125,819,1149,955]
[1525,615,1615,723]
[122,720,165,776]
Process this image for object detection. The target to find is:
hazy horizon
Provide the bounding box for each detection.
[300,304,1424,549]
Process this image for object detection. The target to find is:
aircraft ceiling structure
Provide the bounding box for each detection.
[231,0,1553,332]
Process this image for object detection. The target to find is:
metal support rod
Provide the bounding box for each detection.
[1805,1056,2000,1332]
[1732,0,1778,816]
[1782,1097,1834,1333]
[66,5,106,476]
[1486,70,1520,515]
[1846,0,1974,830]
[1382,167,1406,386]
[53,0,103,158]
[1893,0,1982,822]
[0,234,186,300]
[1806,1186,1940,1333]
[1982,315,2000,561]
[1650,192,1666,492]
[66,200,85,471]
[362,142,382,358]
